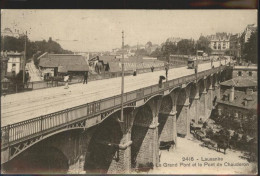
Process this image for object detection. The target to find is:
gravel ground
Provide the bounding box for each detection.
[148,136,257,175]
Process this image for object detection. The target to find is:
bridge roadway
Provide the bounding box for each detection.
[1,59,229,127]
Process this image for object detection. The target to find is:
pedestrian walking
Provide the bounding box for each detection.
[83,71,88,84]
[64,74,69,89]
[151,66,154,72]
[159,75,165,88]
[133,69,137,76]
[195,65,198,74]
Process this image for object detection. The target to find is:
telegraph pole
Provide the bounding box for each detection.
[120,30,125,122]
[23,31,27,84]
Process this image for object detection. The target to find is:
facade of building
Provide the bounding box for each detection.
[207,33,231,55]
[6,52,24,77]
[232,65,257,80]
[240,24,257,59]
[242,24,257,43]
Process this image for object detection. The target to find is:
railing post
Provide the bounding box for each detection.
[66,109,69,123]
[6,125,10,146]
[32,82,34,89]
[40,116,43,131]
[16,84,18,93]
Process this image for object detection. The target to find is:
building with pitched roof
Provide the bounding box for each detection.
[216,69,257,137]
[38,53,89,78]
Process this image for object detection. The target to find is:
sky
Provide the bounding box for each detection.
[1,10,257,52]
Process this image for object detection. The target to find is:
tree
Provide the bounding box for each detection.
[135,49,148,56]
[196,36,212,54]
[243,30,257,64]
[150,48,163,58]
[146,41,152,48]
[1,35,73,66]
[161,41,177,56]
[177,39,196,55]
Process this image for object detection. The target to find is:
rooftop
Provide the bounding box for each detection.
[207,32,231,41]
[220,77,257,88]
[217,90,257,110]
[39,53,89,72]
[233,65,257,70]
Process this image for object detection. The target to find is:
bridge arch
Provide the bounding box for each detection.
[176,87,189,136]
[84,111,123,173]
[158,95,174,145]
[3,127,90,166]
[131,103,154,169]
[198,79,205,96]
[3,141,69,174]
[188,82,197,121]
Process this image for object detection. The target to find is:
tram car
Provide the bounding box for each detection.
[187,58,198,69]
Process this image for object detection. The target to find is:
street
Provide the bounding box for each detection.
[1,59,229,126]
[146,137,257,174]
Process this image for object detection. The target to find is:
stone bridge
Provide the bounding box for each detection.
[1,64,232,173]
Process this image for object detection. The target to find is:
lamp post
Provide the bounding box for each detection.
[195,48,198,81]
[23,31,27,84]
[120,30,125,122]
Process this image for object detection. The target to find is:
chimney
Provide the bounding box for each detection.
[229,86,234,102]
[246,88,253,95]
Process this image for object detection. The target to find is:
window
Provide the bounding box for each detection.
[223,42,226,49]
[238,71,242,76]
[218,43,221,50]
[213,42,217,49]
[249,71,252,76]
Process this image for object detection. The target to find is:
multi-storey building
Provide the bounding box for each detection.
[6,51,24,77]
[241,24,257,43]
[207,32,231,55]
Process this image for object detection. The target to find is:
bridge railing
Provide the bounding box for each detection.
[1,65,228,148]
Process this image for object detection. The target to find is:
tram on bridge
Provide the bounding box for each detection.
[187,58,198,69]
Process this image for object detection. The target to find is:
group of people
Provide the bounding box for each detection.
[63,71,89,89]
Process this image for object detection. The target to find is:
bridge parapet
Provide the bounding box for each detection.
[1,65,229,163]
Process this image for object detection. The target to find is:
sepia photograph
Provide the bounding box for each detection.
[0,9,258,174]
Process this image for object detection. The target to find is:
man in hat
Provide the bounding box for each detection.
[151,66,154,72]
[83,71,88,84]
